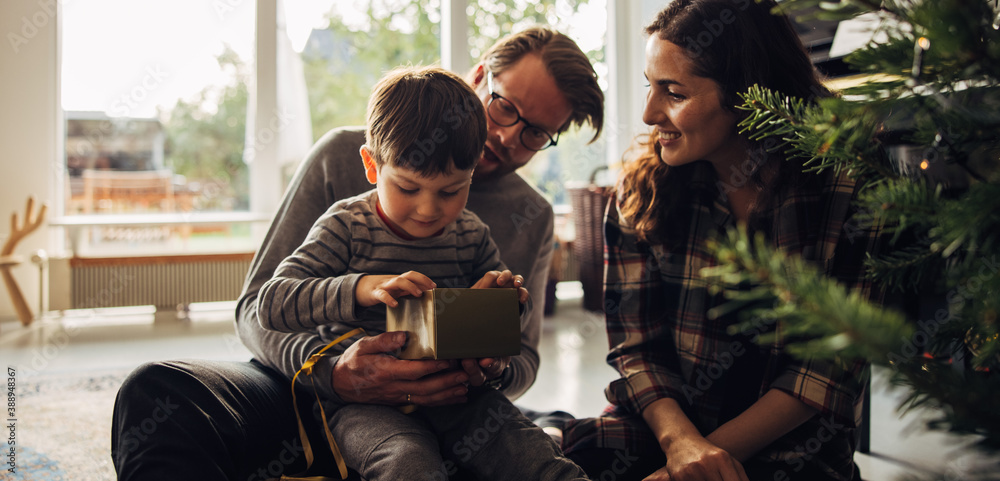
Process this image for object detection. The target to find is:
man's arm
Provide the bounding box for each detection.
[235,127,369,402]
[466,175,553,399]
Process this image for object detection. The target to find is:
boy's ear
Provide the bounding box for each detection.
[359,145,378,184]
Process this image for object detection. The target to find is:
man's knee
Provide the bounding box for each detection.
[118,361,191,398]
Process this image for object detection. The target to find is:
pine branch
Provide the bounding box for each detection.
[865,241,942,292]
[932,183,1000,261]
[704,227,1000,451]
[737,85,898,182]
[857,178,941,238]
[890,359,1000,450]
[702,227,913,363]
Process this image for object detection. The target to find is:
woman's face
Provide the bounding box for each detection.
[642,36,745,173]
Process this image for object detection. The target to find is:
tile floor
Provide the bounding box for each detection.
[0,282,992,480]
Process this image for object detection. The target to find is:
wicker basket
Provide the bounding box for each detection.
[568,166,612,312]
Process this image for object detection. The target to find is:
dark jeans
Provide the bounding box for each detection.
[566,448,854,481]
[525,408,856,481]
[111,359,346,481]
[111,361,586,481]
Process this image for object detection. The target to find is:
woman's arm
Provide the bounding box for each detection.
[641,398,749,481]
[639,387,816,481]
[705,389,817,462]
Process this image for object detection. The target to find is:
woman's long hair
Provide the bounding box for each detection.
[619,0,830,242]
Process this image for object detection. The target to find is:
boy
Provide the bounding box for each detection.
[257,66,587,480]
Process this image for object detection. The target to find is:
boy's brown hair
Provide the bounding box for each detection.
[366,66,486,175]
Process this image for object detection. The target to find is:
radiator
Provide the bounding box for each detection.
[48,253,254,312]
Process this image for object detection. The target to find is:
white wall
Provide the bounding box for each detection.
[0,1,61,321]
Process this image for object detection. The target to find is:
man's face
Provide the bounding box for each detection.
[469,53,572,183]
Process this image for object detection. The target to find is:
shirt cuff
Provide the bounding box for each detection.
[304,353,346,406]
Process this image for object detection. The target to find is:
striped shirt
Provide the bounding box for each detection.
[563,161,883,480]
[258,190,505,337]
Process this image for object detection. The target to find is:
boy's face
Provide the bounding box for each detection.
[374,162,474,239]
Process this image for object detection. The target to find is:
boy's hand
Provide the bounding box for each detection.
[471,269,529,303]
[356,271,436,307]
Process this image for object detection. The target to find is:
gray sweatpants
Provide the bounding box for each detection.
[327,388,588,480]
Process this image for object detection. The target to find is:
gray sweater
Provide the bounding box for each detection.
[257,190,505,334]
[236,127,554,403]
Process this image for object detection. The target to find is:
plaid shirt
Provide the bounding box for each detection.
[563,161,883,480]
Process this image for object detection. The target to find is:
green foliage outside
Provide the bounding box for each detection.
[160,46,250,211]
[160,0,607,211]
[303,0,608,205]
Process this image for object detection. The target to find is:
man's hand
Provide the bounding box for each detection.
[464,270,524,387]
[459,356,510,387]
[332,331,470,406]
[356,271,436,307]
[471,269,529,303]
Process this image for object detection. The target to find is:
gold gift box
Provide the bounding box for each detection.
[386,288,521,360]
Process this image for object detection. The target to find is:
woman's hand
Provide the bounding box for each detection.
[644,436,748,481]
[355,271,435,307]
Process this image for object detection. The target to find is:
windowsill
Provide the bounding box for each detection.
[50,212,273,257]
[51,211,272,227]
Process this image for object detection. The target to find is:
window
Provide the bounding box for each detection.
[60,0,257,255]
[58,0,611,256]
[301,0,607,207]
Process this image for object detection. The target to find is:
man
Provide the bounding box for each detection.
[112,26,603,480]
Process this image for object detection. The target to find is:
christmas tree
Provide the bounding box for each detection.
[702,0,1000,476]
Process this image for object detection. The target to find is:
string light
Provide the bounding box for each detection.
[911,37,930,79]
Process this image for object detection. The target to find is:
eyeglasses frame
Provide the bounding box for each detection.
[486,70,559,151]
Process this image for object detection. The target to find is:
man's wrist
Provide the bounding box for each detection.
[483,365,510,390]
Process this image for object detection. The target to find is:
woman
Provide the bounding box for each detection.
[557,1,883,480]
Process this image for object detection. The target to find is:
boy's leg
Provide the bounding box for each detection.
[328,403,449,481]
[111,360,312,481]
[420,388,589,481]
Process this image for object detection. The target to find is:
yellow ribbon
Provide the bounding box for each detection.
[281,327,366,481]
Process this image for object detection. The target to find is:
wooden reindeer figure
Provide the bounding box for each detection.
[1,197,47,326]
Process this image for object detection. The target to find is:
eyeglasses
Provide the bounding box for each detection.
[486,71,559,151]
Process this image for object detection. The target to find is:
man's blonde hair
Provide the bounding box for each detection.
[476,26,604,143]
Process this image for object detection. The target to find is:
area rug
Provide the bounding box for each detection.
[12,368,129,481]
